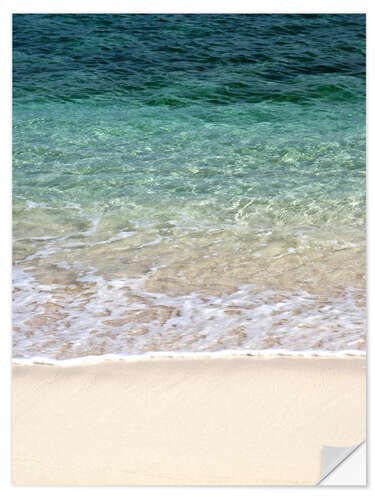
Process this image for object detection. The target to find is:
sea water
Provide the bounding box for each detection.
[13,14,366,359]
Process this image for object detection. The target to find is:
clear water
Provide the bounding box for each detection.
[12,14,366,359]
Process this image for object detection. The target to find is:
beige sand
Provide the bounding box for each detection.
[12,355,366,485]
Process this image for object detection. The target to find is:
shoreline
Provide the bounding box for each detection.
[12,348,366,367]
[13,355,366,485]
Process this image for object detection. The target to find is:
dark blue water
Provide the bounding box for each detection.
[12,14,366,359]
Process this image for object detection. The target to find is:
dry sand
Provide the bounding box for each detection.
[12,355,366,485]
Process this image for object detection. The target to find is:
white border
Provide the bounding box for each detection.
[4,1,373,14]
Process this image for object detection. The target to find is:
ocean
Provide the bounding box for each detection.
[12,14,366,360]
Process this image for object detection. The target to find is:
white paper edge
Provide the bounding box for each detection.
[318,441,366,485]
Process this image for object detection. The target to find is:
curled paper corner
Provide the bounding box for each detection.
[318,441,366,485]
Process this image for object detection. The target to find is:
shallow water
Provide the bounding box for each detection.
[13,14,366,359]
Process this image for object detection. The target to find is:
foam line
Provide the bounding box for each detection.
[12,348,365,367]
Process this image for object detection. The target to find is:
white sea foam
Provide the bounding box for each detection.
[12,200,366,361]
[12,265,366,361]
[12,349,365,367]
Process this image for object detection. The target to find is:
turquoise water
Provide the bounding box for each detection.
[13,14,366,359]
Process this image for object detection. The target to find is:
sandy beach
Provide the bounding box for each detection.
[12,13,366,489]
[12,355,365,485]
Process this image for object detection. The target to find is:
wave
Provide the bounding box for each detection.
[12,348,366,367]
